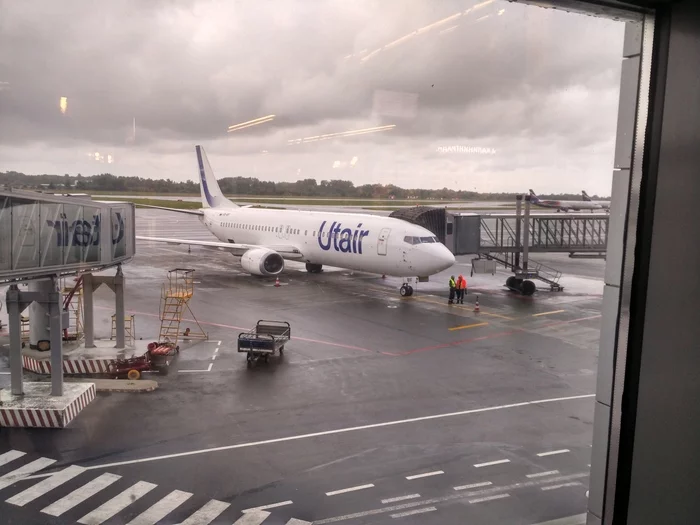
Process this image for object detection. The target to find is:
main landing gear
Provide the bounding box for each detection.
[306,263,323,273]
[400,283,414,297]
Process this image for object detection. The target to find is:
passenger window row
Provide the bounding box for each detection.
[218,222,309,236]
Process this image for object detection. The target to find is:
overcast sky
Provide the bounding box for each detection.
[0,0,625,194]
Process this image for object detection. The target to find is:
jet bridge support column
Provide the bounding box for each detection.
[522,195,531,272]
[515,195,522,269]
[88,265,126,349]
[83,273,95,348]
[28,278,53,350]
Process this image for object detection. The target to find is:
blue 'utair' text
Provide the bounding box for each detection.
[317,221,369,253]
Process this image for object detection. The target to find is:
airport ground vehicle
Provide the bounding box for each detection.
[238,320,291,366]
[106,343,178,379]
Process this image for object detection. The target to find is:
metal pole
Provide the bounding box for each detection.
[523,195,531,272]
[83,273,95,348]
[48,277,63,396]
[515,195,522,269]
[7,285,24,396]
[114,265,125,349]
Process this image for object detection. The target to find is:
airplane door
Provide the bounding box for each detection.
[377,228,390,256]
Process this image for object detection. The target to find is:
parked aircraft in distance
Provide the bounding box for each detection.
[582,190,611,210]
[135,146,455,296]
[528,189,605,213]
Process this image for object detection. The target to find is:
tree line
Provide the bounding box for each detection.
[0,171,605,201]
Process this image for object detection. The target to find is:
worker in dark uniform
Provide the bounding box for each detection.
[448,275,456,304]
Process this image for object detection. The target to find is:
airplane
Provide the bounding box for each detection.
[528,189,604,212]
[582,190,611,210]
[134,145,455,296]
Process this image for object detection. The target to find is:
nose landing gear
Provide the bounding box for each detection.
[400,283,414,297]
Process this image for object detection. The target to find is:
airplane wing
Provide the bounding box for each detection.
[135,235,305,259]
[132,204,204,216]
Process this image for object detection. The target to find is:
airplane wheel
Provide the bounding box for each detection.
[400,285,409,297]
[407,286,414,296]
[306,263,323,273]
[506,276,516,289]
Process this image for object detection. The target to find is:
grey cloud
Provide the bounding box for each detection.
[0,0,625,194]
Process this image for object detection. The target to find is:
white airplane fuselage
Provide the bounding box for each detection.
[200,207,455,277]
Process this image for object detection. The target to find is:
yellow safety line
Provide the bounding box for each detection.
[532,309,566,317]
[412,296,516,320]
[448,322,489,331]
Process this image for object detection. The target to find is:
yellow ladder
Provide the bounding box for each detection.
[111,314,135,346]
[158,269,207,344]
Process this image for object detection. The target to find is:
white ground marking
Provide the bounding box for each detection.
[0,458,56,490]
[77,481,157,525]
[390,506,437,518]
[531,514,587,525]
[242,500,293,512]
[326,484,375,496]
[286,520,313,525]
[527,470,560,478]
[233,510,271,524]
[381,494,421,504]
[0,450,25,467]
[178,499,231,525]
[6,465,85,506]
[41,473,122,517]
[541,482,583,491]
[37,394,593,473]
[469,493,511,504]
[453,481,493,491]
[537,449,570,457]
[313,472,589,524]
[474,459,510,468]
[126,489,193,525]
[406,470,443,480]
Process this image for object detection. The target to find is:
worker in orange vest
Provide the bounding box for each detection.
[456,274,467,304]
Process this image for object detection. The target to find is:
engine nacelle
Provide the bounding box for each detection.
[240,248,285,276]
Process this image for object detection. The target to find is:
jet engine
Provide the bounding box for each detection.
[240,248,285,276]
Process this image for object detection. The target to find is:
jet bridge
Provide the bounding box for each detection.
[391,194,609,295]
[0,189,135,427]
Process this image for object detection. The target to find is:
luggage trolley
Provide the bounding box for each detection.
[238,320,291,366]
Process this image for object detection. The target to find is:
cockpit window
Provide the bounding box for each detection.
[420,236,436,243]
[404,236,418,245]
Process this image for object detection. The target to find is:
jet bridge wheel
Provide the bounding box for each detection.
[521,280,537,296]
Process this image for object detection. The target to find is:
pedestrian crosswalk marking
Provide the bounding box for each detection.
[0,457,56,491]
[233,509,271,524]
[0,450,26,467]
[7,465,85,506]
[178,499,231,525]
[77,480,157,525]
[125,489,193,525]
[2,448,312,525]
[41,472,122,517]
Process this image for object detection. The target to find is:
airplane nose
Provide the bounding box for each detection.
[439,246,456,269]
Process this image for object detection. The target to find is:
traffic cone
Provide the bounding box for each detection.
[474,295,480,313]
[275,277,280,287]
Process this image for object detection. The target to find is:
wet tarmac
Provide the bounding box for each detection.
[0,209,603,525]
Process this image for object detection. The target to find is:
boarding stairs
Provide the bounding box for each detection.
[477,229,564,293]
[158,269,207,345]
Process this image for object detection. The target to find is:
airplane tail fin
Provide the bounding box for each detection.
[582,190,592,201]
[196,145,237,209]
[528,189,539,202]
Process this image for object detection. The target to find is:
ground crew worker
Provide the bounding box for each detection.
[448,275,456,304]
[456,274,467,304]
